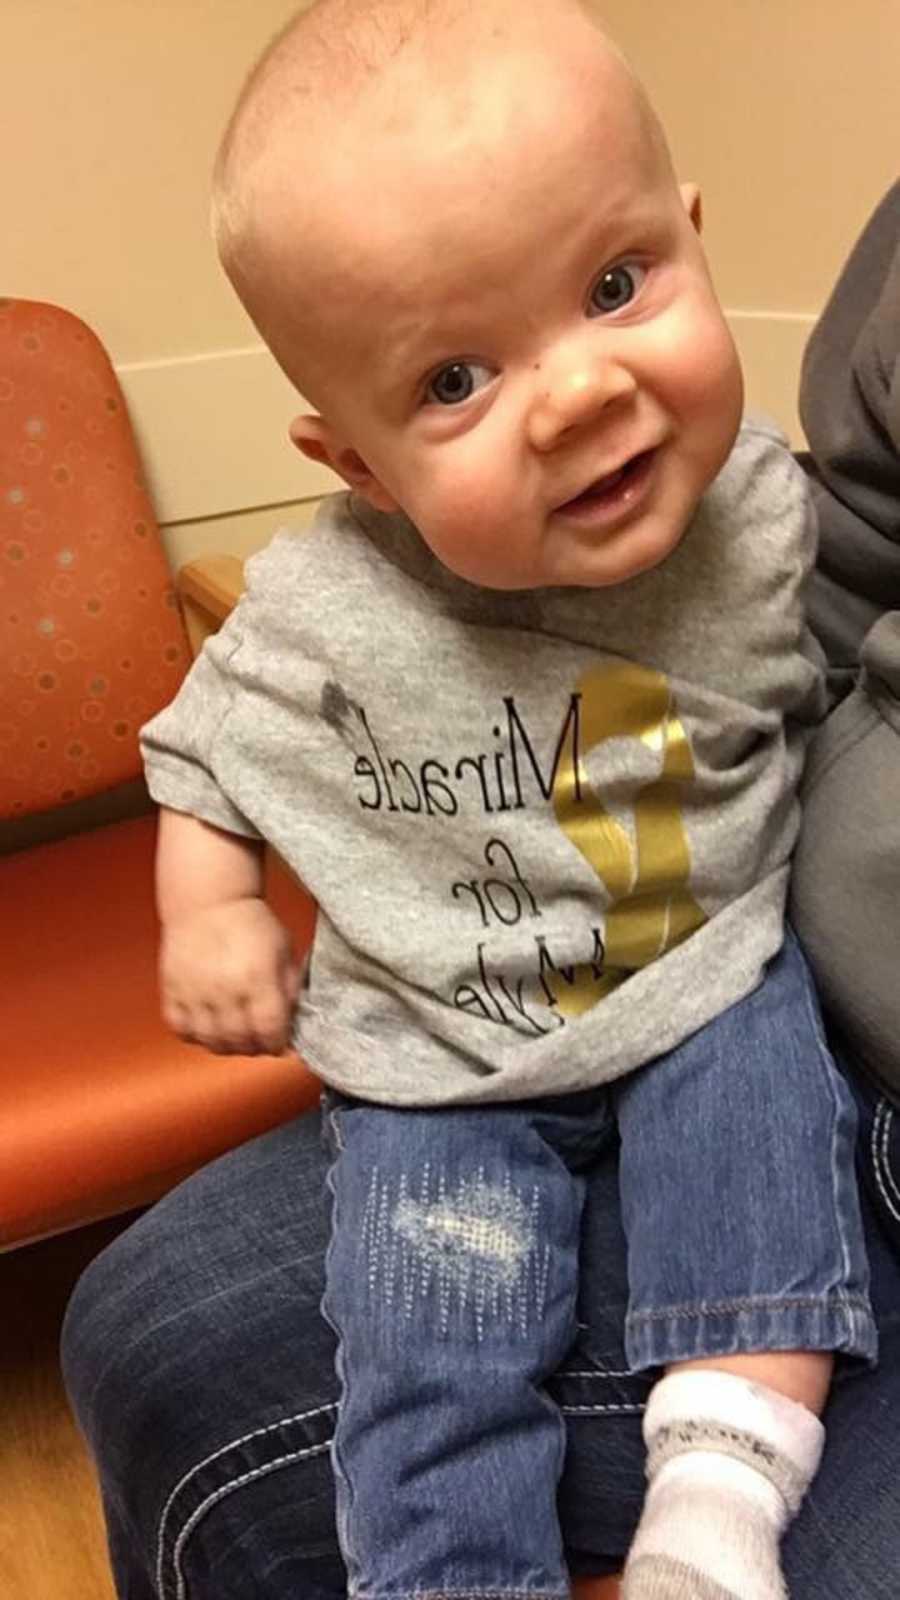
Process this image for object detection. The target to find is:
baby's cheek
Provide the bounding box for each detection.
[675,321,743,460]
[422,467,499,550]
[695,311,742,407]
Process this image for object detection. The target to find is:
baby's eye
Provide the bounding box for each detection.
[426,361,493,406]
[588,261,647,316]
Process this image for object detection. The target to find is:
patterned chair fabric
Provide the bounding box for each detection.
[0,298,317,1247]
[0,297,191,820]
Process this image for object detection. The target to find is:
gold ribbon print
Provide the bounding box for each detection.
[549,661,706,1016]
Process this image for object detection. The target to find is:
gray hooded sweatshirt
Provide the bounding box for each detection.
[791,181,900,1096]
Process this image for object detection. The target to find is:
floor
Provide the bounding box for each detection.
[0,1219,621,1600]
[0,1219,122,1600]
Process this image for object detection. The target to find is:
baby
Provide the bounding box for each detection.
[142,2,876,1597]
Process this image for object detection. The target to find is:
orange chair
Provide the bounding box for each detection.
[0,298,318,1248]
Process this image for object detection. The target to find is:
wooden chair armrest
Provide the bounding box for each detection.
[177,554,246,655]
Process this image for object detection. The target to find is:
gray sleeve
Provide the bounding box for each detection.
[790,633,900,1095]
[789,187,900,1091]
[140,616,261,840]
[798,181,900,682]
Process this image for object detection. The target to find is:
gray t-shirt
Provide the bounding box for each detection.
[142,418,825,1105]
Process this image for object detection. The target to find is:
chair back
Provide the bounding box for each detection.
[0,298,190,823]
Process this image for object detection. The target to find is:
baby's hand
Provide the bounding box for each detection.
[160,897,302,1056]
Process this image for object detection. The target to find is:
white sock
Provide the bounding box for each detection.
[622,1369,824,1600]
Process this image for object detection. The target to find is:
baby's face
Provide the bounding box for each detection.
[280,25,743,590]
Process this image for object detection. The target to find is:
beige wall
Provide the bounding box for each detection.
[6,1,899,568]
[602,0,899,313]
[5,1,296,366]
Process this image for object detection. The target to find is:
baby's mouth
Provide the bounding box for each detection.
[561,450,655,513]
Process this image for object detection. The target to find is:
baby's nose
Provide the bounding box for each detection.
[527,349,636,452]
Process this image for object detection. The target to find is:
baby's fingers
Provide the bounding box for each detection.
[245,980,294,1055]
[243,947,303,1055]
[163,996,243,1054]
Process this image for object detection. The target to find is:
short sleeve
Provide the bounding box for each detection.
[140,616,261,840]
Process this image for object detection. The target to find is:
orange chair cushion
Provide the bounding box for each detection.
[0,812,319,1246]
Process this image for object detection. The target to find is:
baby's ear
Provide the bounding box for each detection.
[289,415,399,512]
[679,182,703,233]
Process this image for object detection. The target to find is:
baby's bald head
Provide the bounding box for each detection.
[212,0,675,403]
[213,0,426,253]
[213,1,474,305]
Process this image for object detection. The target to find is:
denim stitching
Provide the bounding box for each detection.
[798,945,857,1296]
[155,1381,647,1595]
[168,1441,332,1600]
[872,1099,900,1223]
[879,1102,900,1210]
[560,1367,634,1379]
[349,1590,568,1599]
[155,1400,338,1599]
[876,1100,900,1210]
[559,1402,644,1415]
[552,1358,648,1417]
[328,1105,346,1153]
[628,1292,872,1320]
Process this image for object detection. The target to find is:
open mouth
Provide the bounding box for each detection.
[560,449,656,516]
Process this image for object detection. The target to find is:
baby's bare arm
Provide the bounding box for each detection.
[156,808,301,1055]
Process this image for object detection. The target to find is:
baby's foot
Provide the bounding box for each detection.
[622,1370,823,1600]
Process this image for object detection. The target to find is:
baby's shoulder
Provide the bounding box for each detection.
[721,414,803,493]
[242,491,364,597]
[705,414,812,557]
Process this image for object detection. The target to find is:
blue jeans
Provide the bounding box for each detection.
[63,1058,900,1600]
[319,933,873,1598]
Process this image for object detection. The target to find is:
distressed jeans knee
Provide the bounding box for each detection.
[322,1101,587,1600]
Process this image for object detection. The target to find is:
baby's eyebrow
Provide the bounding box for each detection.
[373,345,431,404]
[378,319,470,397]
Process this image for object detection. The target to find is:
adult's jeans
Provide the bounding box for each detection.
[63,1066,900,1600]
